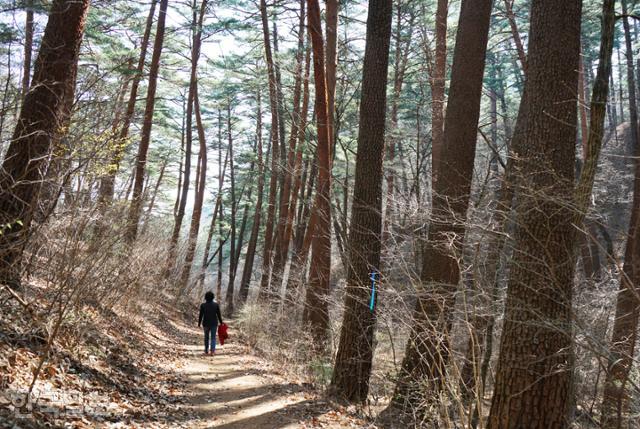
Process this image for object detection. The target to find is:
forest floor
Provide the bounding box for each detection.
[0,284,373,428]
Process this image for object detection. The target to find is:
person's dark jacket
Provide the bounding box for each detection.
[198,300,223,328]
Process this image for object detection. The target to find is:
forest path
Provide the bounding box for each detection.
[163,317,371,429]
[176,341,318,428]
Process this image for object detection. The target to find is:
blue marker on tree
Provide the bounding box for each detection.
[369,271,378,312]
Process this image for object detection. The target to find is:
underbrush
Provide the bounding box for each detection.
[235,301,327,387]
[0,210,193,428]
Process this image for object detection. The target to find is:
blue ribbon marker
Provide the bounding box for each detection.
[369,271,378,312]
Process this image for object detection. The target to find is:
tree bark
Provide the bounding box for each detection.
[225,103,238,314]
[392,0,493,408]
[21,0,34,100]
[601,1,640,426]
[239,91,265,305]
[0,0,89,289]
[487,1,582,427]
[282,44,311,299]
[140,157,168,235]
[503,0,527,74]
[383,3,414,243]
[330,0,393,402]
[178,86,208,294]
[430,0,448,182]
[257,0,281,300]
[302,0,333,346]
[271,0,306,288]
[125,0,169,243]
[166,0,206,275]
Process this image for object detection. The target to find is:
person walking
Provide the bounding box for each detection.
[197,291,223,355]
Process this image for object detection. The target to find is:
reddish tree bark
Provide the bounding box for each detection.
[503,0,527,74]
[271,0,306,286]
[0,0,89,288]
[302,0,333,346]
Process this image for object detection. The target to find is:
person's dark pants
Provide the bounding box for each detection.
[203,326,217,353]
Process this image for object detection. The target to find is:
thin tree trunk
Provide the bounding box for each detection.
[166,0,206,274]
[21,0,34,100]
[0,41,13,146]
[618,46,626,123]
[282,44,311,298]
[325,0,338,154]
[239,91,265,305]
[287,152,317,290]
[271,0,306,288]
[97,0,158,206]
[178,85,208,294]
[0,0,89,288]
[125,0,169,243]
[257,0,281,300]
[330,0,393,402]
[503,0,527,74]
[384,4,414,242]
[225,103,238,315]
[141,158,168,235]
[198,147,229,288]
[430,0,447,182]
[173,96,186,219]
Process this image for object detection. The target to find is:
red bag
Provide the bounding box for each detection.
[217,323,229,345]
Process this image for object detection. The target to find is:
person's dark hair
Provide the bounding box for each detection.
[205,291,214,302]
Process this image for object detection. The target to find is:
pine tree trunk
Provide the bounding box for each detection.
[166,0,206,275]
[601,1,640,426]
[0,0,89,289]
[392,0,493,408]
[271,0,306,287]
[487,1,582,427]
[97,0,158,207]
[430,0,447,181]
[330,0,393,402]
[503,0,526,74]
[239,92,265,305]
[257,0,281,300]
[199,148,228,288]
[302,0,332,345]
[178,86,208,294]
[282,45,311,299]
[383,4,414,243]
[141,158,167,235]
[225,104,238,315]
[21,0,34,100]
[125,0,169,243]
[325,0,338,154]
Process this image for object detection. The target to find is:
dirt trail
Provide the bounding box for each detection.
[169,324,370,429]
[178,343,315,428]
